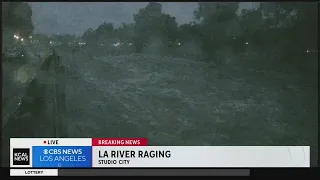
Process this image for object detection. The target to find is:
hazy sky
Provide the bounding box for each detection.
[29,2,259,36]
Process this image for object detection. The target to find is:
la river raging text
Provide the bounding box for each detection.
[98,150,171,165]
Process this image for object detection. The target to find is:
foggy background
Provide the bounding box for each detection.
[30,2,260,36]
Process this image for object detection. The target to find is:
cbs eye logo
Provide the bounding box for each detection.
[13,148,30,165]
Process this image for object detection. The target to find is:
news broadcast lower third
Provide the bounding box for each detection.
[10,138,310,176]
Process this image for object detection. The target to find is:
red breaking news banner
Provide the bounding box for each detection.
[91,138,148,146]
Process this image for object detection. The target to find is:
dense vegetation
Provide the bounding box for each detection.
[3,2,317,69]
[77,3,317,71]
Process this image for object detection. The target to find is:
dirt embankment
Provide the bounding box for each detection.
[2,42,52,122]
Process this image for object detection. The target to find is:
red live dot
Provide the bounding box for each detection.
[43,141,46,144]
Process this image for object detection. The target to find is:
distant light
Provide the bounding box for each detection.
[21,54,24,57]
[306,50,310,53]
[245,42,248,45]
[113,43,120,47]
[178,42,181,46]
[129,43,133,46]
[21,38,24,41]
[233,37,236,40]
[50,41,52,44]
[29,36,32,39]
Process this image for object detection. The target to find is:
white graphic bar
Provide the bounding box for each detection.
[10,169,58,176]
[92,146,310,167]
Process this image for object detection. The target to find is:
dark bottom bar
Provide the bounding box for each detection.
[58,168,250,176]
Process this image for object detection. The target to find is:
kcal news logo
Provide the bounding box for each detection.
[13,148,30,165]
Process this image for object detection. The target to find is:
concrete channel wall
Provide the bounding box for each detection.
[2,45,51,127]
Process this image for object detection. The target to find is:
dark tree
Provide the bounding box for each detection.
[2,2,34,37]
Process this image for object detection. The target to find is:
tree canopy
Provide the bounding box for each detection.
[78,2,317,69]
[2,2,34,37]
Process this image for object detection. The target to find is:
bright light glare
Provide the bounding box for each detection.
[113,42,120,47]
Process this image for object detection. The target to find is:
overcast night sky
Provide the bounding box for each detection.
[29,2,259,36]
